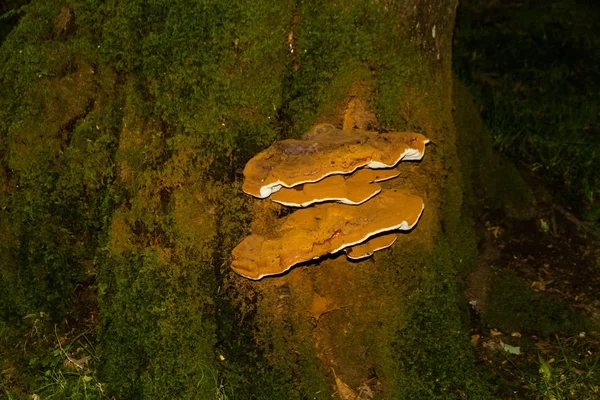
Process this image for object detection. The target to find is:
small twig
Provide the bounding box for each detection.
[314,306,342,322]
[550,207,558,237]
[54,325,83,370]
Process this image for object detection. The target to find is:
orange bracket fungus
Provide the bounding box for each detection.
[242,124,429,199]
[344,233,398,261]
[231,190,424,280]
[232,123,430,280]
[269,167,400,207]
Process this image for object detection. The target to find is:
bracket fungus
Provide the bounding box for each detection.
[231,190,424,280]
[242,124,429,198]
[232,123,430,280]
[269,167,400,207]
[345,233,398,261]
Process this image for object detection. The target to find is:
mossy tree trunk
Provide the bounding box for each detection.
[0,0,491,398]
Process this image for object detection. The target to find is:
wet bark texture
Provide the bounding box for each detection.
[0,0,491,398]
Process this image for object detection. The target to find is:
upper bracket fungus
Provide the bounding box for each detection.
[232,123,430,280]
[242,124,429,198]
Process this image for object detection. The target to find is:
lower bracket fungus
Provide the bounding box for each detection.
[345,233,398,261]
[231,190,424,280]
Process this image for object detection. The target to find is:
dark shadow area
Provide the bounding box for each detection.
[0,0,29,44]
[453,1,600,398]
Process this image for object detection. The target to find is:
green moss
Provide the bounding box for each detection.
[380,155,489,398]
[372,46,427,130]
[213,297,302,399]
[99,249,218,398]
[484,272,590,337]
[81,0,296,395]
[453,79,535,220]
[391,242,493,399]
[360,196,485,398]
[370,61,492,396]
[99,0,293,174]
[277,1,378,135]
[1,0,496,398]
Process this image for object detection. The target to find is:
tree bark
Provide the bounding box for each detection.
[0,0,491,398]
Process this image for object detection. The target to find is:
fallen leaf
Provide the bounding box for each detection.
[538,354,552,381]
[64,355,91,370]
[482,340,502,351]
[500,340,521,355]
[471,334,480,345]
[487,226,502,238]
[358,382,374,399]
[332,369,359,400]
[490,328,503,336]
[531,281,546,291]
[535,340,551,352]
[511,332,522,337]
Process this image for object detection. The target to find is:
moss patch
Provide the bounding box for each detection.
[484,272,590,338]
[453,79,535,220]
[391,242,493,399]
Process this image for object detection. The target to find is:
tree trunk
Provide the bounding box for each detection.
[0,0,491,398]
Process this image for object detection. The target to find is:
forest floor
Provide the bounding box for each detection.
[466,200,600,398]
[453,1,600,396]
